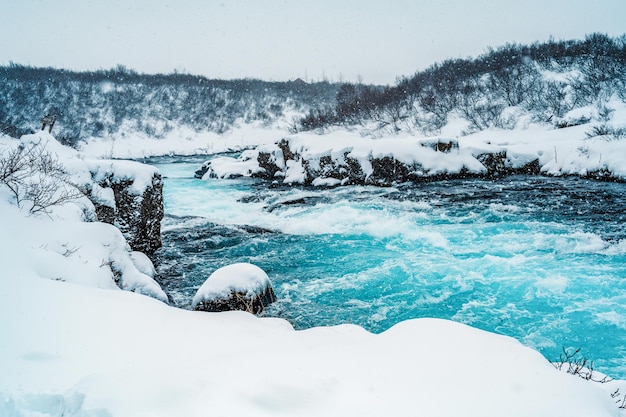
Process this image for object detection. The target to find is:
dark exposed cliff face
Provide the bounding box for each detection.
[110,175,164,254]
[88,170,164,255]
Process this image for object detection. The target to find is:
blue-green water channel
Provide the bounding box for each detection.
[147,155,626,379]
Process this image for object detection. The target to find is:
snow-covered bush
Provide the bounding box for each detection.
[585,124,626,141]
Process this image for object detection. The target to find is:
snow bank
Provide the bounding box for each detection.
[87,159,160,195]
[130,251,157,278]
[200,125,626,185]
[79,124,287,159]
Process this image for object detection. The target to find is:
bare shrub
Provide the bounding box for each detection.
[0,141,82,215]
[553,347,626,409]
[552,347,612,383]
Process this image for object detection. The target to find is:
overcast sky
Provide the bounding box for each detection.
[2,0,625,85]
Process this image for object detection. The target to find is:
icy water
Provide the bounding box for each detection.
[147,155,626,378]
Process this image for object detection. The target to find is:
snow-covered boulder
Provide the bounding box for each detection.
[192,263,276,313]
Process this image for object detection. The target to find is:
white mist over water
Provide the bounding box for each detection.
[152,157,626,378]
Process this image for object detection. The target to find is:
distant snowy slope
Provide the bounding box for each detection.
[0,64,339,144]
[294,34,626,137]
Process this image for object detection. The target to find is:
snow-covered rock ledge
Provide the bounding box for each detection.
[16,132,165,254]
[197,127,626,186]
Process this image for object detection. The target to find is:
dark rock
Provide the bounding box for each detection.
[255,151,282,179]
[516,159,541,175]
[421,138,459,153]
[92,201,116,225]
[111,174,163,254]
[477,152,508,177]
[194,286,276,314]
[280,197,306,206]
[477,152,541,177]
[278,138,295,161]
[369,156,411,185]
[344,153,366,184]
[194,161,211,178]
[88,170,164,255]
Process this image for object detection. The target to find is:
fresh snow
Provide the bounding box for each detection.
[130,251,157,278]
[78,123,288,159]
[2,95,626,415]
[87,159,160,195]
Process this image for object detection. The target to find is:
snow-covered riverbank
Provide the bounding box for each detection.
[198,109,626,185]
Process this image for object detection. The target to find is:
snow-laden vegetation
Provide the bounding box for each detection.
[294,34,626,137]
[0,65,339,144]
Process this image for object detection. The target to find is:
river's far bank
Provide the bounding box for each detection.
[75,97,626,185]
